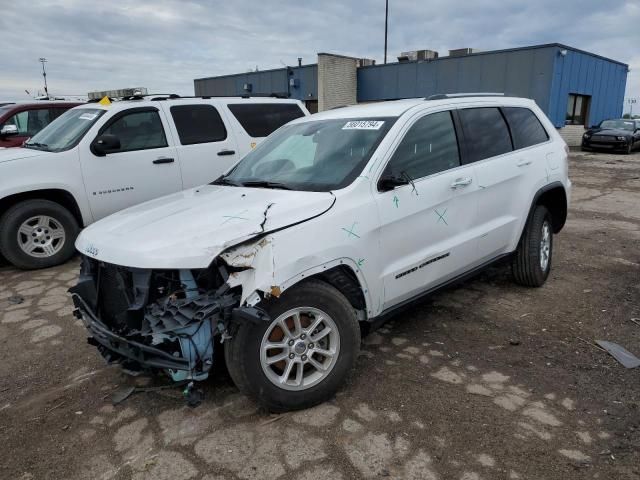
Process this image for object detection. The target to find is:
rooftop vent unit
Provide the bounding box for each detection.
[358,58,376,67]
[397,49,439,62]
[448,48,480,57]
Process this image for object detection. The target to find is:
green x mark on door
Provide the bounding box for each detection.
[434,208,448,225]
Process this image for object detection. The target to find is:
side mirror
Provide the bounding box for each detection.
[91,134,121,156]
[0,124,19,136]
[378,172,409,192]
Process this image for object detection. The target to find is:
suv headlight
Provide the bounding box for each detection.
[616,136,626,141]
[583,133,590,139]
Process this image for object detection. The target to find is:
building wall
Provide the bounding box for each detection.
[547,47,628,128]
[317,53,358,111]
[194,65,317,101]
[558,125,586,147]
[357,46,557,112]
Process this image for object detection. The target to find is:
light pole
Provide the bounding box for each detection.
[384,0,389,64]
[629,98,637,117]
[39,57,48,97]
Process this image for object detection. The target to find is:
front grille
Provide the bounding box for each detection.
[98,263,133,331]
[592,135,614,141]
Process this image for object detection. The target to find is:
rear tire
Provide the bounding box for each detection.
[512,205,553,287]
[0,199,79,270]
[224,279,360,412]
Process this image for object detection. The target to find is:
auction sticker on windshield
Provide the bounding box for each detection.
[342,120,385,130]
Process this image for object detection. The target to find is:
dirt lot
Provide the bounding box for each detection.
[1,150,639,480]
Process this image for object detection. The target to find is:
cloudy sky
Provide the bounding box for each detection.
[1,0,638,110]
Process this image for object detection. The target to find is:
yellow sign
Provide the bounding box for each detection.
[98,96,111,106]
[250,142,256,149]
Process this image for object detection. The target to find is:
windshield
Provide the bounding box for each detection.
[599,119,635,131]
[24,108,105,152]
[219,117,395,191]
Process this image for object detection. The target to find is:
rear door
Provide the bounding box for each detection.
[374,109,481,308]
[81,107,182,220]
[162,102,239,188]
[457,106,549,260]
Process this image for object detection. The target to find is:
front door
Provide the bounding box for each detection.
[374,109,480,309]
[0,107,51,147]
[81,107,182,220]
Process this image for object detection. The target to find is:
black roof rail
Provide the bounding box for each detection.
[426,92,505,100]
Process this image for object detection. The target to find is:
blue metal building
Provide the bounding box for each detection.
[194,43,628,129]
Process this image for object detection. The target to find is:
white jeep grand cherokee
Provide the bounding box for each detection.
[71,95,571,412]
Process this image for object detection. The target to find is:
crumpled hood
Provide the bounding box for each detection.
[0,147,51,164]
[75,185,335,269]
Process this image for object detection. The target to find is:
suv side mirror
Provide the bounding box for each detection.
[0,124,18,136]
[378,172,409,192]
[91,134,121,156]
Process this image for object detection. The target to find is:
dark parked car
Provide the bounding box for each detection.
[0,101,82,148]
[581,118,640,154]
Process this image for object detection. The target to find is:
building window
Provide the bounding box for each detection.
[566,94,590,126]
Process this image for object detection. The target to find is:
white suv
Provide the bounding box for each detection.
[71,95,571,412]
[0,95,308,269]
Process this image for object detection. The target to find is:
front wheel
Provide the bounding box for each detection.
[0,199,79,270]
[512,205,553,287]
[224,279,361,412]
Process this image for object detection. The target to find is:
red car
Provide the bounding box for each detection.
[0,101,82,148]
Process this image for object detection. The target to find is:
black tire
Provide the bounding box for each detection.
[224,279,361,412]
[512,205,553,287]
[0,199,79,270]
[624,143,632,155]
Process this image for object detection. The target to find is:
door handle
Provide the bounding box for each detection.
[217,150,236,156]
[517,159,532,167]
[450,177,472,189]
[153,158,174,164]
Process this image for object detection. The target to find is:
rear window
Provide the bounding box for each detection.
[170,104,227,144]
[502,107,549,149]
[227,103,305,137]
[458,107,512,163]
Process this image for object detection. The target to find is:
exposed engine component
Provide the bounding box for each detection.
[70,256,250,383]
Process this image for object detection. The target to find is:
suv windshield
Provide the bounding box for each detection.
[24,108,105,152]
[600,119,635,131]
[219,117,395,191]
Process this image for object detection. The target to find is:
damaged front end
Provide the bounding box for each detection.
[69,255,268,382]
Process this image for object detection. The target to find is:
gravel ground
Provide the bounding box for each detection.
[1,150,639,480]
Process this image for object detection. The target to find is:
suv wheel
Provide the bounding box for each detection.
[224,279,360,412]
[512,205,553,287]
[0,199,79,270]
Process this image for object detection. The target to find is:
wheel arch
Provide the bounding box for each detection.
[278,260,371,315]
[524,182,567,235]
[0,189,84,227]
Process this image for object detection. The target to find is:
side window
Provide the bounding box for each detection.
[27,109,51,135]
[4,111,28,134]
[49,108,69,121]
[385,111,460,180]
[502,107,549,149]
[458,107,512,163]
[102,110,168,152]
[170,104,227,145]
[227,103,305,137]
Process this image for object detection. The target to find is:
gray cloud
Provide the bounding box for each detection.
[1,0,638,109]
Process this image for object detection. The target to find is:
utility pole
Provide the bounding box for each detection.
[39,57,48,97]
[384,0,389,64]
